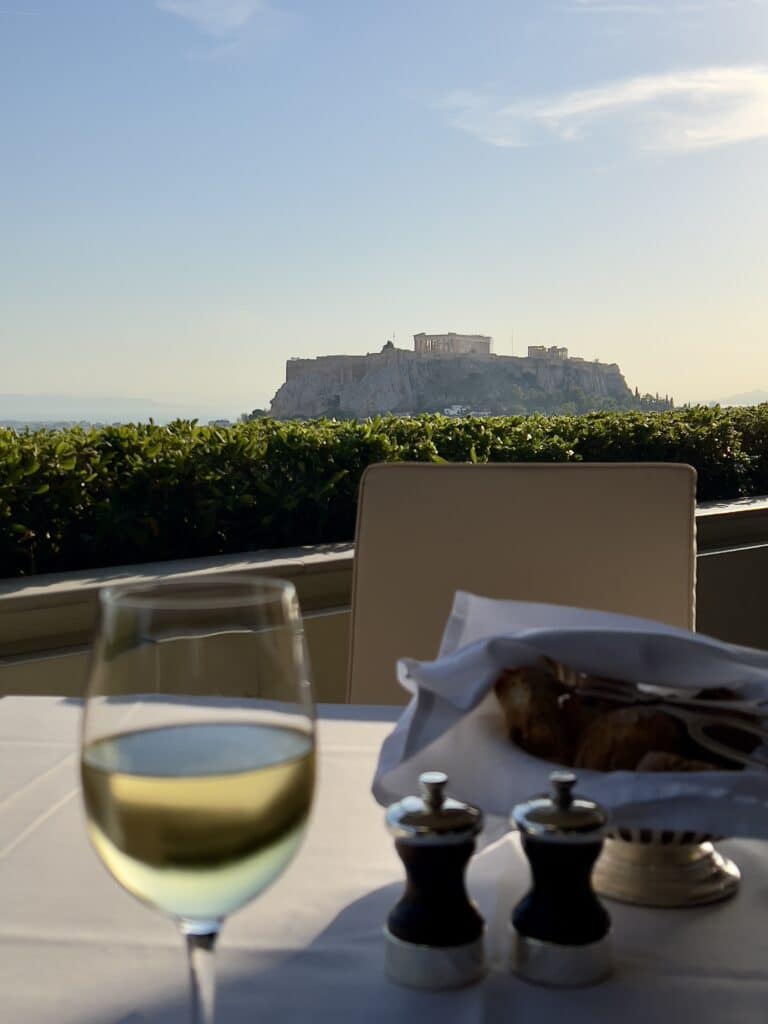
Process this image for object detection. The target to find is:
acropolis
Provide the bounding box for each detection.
[268,333,656,419]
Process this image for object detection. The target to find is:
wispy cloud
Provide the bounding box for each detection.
[157,0,270,36]
[568,0,764,12]
[443,66,768,152]
[568,0,672,11]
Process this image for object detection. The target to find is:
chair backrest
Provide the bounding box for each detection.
[347,462,696,704]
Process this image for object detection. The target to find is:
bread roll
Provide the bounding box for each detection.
[636,750,718,772]
[494,666,571,763]
[494,667,749,773]
[558,691,614,744]
[574,706,682,771]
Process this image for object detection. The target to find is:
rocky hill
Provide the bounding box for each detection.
[269,347,651,419]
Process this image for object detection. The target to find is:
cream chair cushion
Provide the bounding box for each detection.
[347,463,696,704]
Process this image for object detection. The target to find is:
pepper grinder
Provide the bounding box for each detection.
[511,770,612,987]
[384,770,485,990]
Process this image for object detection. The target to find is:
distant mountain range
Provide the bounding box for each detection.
[0,393,270,426]
[2,388,765,427]
[707,390,768,408]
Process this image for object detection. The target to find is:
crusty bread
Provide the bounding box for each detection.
[494,665,748,772]
[636,750,718,772]
[494,666,571,763]
[574,706,683,771]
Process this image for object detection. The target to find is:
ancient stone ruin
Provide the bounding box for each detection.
[268,334,650,419]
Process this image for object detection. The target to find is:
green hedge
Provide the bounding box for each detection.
[1,407,766,578]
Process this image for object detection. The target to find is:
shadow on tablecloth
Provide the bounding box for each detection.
[84,845,768,1024]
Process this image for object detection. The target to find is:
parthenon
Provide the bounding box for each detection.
[413,333,492,356]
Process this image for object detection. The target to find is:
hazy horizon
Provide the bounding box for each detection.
[3,378,767,426]
[2,1,767,406]
[0,391,269,423]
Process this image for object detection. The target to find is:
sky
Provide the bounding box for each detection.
[1,0,767,417]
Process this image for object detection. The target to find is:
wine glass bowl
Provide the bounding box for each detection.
[80,576,316,1022]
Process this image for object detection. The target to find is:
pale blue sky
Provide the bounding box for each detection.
[2,0,767,415]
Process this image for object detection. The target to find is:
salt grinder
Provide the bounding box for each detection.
[511,770,611,987]
[384,771,485,990]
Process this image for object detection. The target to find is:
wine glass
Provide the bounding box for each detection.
[80,576,315,1024]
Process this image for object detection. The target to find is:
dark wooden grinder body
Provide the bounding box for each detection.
[388,838,484,947]
[513,834,610,945]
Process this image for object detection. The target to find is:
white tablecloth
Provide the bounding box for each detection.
[1,697,768,1023]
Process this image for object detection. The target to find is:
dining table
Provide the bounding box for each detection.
[2,694,768,1023]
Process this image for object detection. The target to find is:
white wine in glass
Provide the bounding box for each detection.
[80,577,316,1024]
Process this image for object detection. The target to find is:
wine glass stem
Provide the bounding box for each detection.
[184,926,219,1024]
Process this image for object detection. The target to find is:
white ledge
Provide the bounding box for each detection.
[0,543,354,659]
[0,543,354,606]
[696,497,768,550]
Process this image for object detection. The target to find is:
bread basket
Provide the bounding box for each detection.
[530,663,750,906]
[374,596,768,910]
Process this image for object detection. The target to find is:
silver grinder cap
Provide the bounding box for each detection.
[513,771,607,843]
[386,771,483,844]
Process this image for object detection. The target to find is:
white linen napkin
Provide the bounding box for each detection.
[372,593,768,837]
